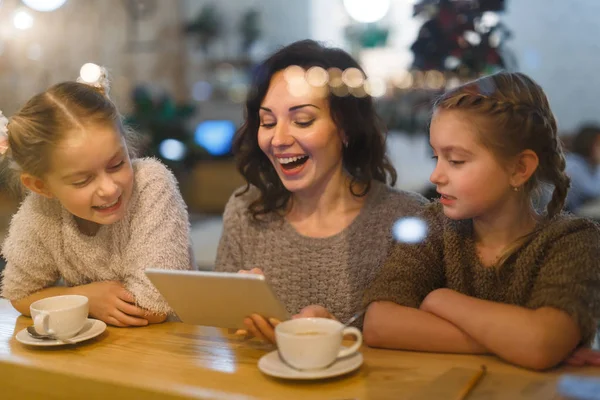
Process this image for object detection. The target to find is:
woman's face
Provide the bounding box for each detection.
[257,70,345,196]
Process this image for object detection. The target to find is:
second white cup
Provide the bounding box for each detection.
[275,317,362,370]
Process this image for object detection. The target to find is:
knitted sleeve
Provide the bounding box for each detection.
[363,203,446,308]
[214,190,246,273]
[1,197,61,300]
[122,159,193,314]
[526,218,600,346]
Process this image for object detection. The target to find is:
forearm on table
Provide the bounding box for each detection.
[363,301,488,354]
[422,289,581,370]
[11,286,77,316]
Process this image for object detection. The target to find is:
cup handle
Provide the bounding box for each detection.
[337,327,362,358]
[33,311,54,335]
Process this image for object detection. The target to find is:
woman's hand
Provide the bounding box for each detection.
[293,305,336,320]
[235,268,277,341]
[242,314,281,343]
[238,305,337,344]
[238,268,264,275]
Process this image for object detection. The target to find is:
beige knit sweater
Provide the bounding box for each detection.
[1,158,193,314]
[365,202,600,345]
[215,182,427,325]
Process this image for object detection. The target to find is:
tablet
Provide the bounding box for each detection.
[144,269,291,329]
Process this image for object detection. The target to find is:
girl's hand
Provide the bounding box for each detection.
[77,281,149,327]
[564,347,600,366]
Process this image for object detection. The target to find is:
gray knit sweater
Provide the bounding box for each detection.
[1,158,193,314]
[215,182,427,325]
[365,202,600,345]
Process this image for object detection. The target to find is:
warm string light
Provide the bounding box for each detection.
[280,65,467,99]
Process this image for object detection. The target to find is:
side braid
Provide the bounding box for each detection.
[542,136,571,218]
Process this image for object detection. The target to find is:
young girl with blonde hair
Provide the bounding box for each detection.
[0,68,193,326]
[364,72,600,370]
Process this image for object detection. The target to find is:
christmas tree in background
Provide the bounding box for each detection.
[411,0,513,77]
[378,0,514,135]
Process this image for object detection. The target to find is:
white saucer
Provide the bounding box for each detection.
[258,349,363,380]
[16,318,107,347]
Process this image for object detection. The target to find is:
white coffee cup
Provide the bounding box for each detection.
[30,295,89,339]
[275,317,363,370]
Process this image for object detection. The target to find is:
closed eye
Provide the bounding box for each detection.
[109,160,125,171]
[294,119,315,128]
[72,177,91,187]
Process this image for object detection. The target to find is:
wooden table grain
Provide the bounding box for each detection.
[0,299,597,399]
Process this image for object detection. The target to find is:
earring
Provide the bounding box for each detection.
[512,186,519,192]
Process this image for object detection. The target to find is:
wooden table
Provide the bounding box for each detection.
[0,299,598,399]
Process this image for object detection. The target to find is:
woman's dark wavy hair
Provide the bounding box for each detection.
[233,39,397,218]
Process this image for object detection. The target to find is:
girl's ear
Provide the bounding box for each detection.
[20,173,53,198]
[510,149,539,188]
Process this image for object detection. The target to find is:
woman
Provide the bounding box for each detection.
[215,40,426,343]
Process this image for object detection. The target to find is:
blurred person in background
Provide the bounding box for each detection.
[565,124,600,213]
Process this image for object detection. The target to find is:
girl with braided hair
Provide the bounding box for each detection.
[363,72,600,370]
[0,68,194,327]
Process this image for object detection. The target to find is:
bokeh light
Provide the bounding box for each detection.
[306,66,329,87]
[13,10,33,30]
[343,0,391,23]
[287,77,310,97]
[446,76,461,90]
[22,0,67,12]
[444,56,461,70]
[79,63,102,83]
[425,70,445,90]
[463,31,481,46]
[331,84,349,97]
[342,67,365,88]
[327,68,344,88]
[194,120,236,156]
[159,139,186,161]
[364,78,387,97]
[349,85,367,98]
[393,217,428,244]
[228,83,248,103]
[481,11,500,27]
[192,81,212,102]
[392,70,413,89]
[283,65,305,82]
[215,63,235,84]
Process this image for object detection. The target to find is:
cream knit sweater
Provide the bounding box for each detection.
[1,158,193,314]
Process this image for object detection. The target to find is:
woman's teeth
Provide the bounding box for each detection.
[278,156,307,164]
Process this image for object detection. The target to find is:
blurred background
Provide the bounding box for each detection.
[1,0,600,268]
